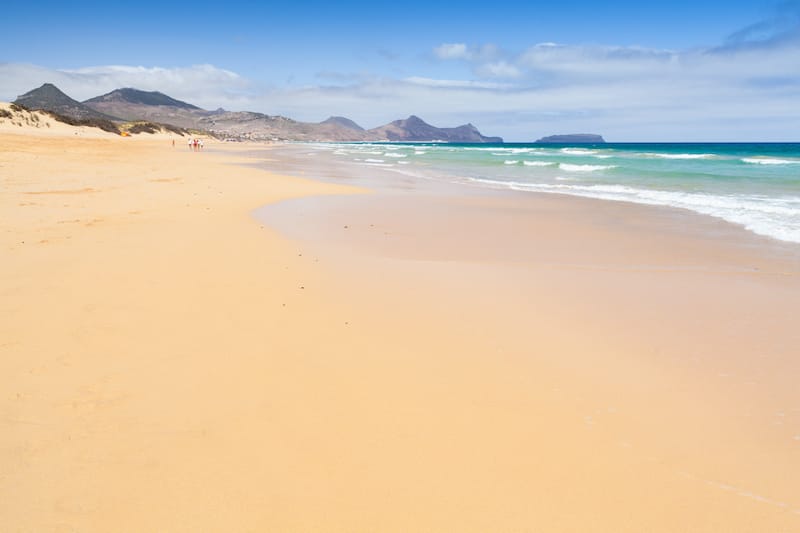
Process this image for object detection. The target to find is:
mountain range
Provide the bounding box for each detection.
[13,84,503,143]
[14,83,118,122]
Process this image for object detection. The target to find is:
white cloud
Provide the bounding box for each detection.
[404,77,513,89]
[434,43,469,60]
[419,32,800,139]
[517,43,679,78]
[513,41,800,83]
[476,61,522,79]
[433,43,501,62]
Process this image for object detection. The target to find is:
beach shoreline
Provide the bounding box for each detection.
[2,131,799,531]
[279,141,800,246]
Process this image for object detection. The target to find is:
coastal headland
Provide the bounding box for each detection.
[1,123,799,531]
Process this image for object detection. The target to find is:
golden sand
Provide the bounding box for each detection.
[1,126,799,531]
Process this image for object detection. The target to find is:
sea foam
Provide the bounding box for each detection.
[465,179,800,243]
[648,153,715,159]
[560,148,597,155]
[559,163,616,172]
[742,157,800,165]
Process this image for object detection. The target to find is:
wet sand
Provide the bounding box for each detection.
[2,132,799,531]
[258,146,800,530]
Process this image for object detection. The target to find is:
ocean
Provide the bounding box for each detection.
[307,142,800,245]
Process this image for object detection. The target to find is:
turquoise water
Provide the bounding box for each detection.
[309,142,800,244]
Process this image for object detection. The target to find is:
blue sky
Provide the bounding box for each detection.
[1,0,798,140]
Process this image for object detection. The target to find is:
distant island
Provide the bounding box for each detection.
[536,134,605,143]
[13,83,502,143]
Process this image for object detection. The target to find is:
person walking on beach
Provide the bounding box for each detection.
[188,138,193,151]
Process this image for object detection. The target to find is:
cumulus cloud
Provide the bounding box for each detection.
[433,38,799,85]
[404,76,513,89]
[434,43,469,60]
[429,3,800,89]
[419,11,800,140]
[475,61,522,79]
[433,43,501,62]
[517,43,679,79]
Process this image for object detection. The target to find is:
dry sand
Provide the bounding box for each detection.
[1,124,799,531]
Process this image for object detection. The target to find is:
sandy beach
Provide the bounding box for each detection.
[2,125,799,531]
